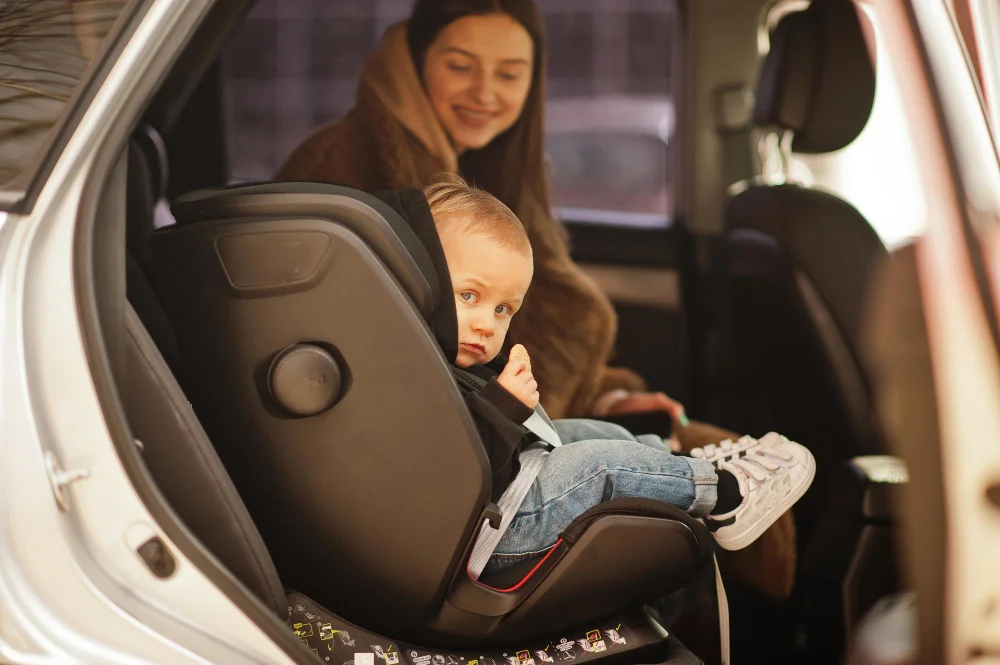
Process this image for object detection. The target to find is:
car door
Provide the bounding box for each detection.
[859,1,1000,663]
[0,0,309,661]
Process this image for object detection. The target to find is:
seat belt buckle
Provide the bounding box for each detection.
[483,503,503,529]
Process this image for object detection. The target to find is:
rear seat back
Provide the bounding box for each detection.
[126,128,182,373]
[124,304,288,614]
[123,130,287,615]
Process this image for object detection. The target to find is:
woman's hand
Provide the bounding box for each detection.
[498,358,540,409]
[605,391,688,425]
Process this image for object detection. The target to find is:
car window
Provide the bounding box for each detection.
[541,3,677,227]
[0,1,129,199]
[547,131,669,217]
[221,0,678,227]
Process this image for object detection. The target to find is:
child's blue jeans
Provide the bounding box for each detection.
[484,419,718,576]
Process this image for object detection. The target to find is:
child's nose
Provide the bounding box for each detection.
[472,311,495,336]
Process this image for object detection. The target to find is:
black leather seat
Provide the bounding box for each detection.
[708,3,905,659]
[139,181,715,648]
[712,0,887,533]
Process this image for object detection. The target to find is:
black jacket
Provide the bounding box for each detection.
[452,362,535,502]
[374,188,536,502]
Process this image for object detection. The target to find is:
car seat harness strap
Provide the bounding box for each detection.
[467,444,549,581]
[467,406,564,580]
[715,554,730,665]
[523,410,562,448]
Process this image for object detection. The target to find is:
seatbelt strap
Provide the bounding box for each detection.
[467,444,549,580]
[523,410,562,447]
[468,405,561,579]
[715,555,730,665]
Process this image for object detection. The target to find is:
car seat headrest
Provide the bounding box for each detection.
[753,0,876,154]
[372,188,459,365]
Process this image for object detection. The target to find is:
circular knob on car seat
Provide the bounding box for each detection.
[267,344,342,416]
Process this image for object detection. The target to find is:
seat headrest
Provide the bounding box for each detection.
[753,0,876,154]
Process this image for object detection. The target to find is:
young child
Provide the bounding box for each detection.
[420,174,815,577]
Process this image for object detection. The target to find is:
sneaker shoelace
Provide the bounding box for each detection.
[692,436,795,488]
[690,435,756,466]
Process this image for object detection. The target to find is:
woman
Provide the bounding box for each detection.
[277,0,678,423]
[276,0,794,601]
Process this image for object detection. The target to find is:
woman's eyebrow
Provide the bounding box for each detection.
[443,47,530,66]
[444,46,478,59]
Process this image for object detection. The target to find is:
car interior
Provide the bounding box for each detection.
[75,0,933,662]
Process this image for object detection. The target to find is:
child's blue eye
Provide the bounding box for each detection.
[460,291,479,304]
[495,304,511,316]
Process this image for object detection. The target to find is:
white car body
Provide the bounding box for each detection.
[1,0,1000,663]
[0,1,296,662]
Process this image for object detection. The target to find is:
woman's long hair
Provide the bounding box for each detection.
[408,0,618,417]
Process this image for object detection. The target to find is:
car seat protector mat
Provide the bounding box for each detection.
[287,592,677,665]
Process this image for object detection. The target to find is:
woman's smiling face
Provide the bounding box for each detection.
[421,13,534,153]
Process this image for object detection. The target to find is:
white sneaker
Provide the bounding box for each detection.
[693,432,816,551]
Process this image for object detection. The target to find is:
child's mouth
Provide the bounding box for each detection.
[460,343,486,356]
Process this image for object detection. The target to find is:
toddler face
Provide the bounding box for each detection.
[438,222,533,368]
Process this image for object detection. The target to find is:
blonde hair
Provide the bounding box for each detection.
[423,173,532,256]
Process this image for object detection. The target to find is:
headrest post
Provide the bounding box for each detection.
[779,129,796,184]
[758,131,785,185]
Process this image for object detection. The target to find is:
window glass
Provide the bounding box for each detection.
[221,0,678,226]
[544,1,676,226]
[0,0,127,191]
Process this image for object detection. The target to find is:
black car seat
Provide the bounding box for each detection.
[122,134,708,663]
[710,2,904,660]
[713,0,886,529]
[142,180,717,648]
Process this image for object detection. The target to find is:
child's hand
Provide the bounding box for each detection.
[498,358,539,410]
